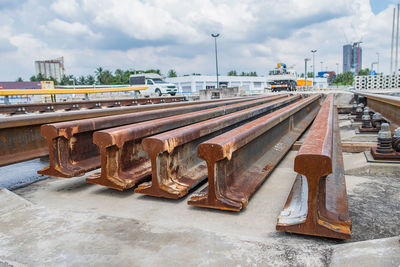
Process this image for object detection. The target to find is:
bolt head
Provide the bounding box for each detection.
[394,127,400,138]
[372,112,382,120]
[378,123,392,139]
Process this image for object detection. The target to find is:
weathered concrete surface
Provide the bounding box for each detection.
[0,148,397,266]
[330,236,400,267]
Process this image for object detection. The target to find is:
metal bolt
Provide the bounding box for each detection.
[372,112,382,120]
[377,123,393,153]
[362,109,372,128]
[393,127,400,152]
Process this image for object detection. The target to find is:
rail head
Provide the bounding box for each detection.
[93,95,290,149]
[294,94,334,178]
[357,91,400,108]
[142,95,301,155]
[197,94,322,162]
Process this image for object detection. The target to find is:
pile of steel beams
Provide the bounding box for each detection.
[0,97,229,166]
[3,93,360,239]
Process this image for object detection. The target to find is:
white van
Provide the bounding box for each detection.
[129,73,178,96]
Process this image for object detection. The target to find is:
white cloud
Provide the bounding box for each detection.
[50,0,80,19]
[44,19,101,38]
[0,0,396,80]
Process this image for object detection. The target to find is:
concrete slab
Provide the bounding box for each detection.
[330,236,400,267]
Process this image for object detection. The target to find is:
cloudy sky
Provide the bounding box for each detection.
[0,0,397,80]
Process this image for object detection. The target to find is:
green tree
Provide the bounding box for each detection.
[167,69,177,77]
[100,70,113,84]
[86,75,95,85]
[16,77,23,82]
[333,71,354,85]
[78,76,86,85]
[95,67,104,83]
[358,68,370,76]
[228,70,237,76]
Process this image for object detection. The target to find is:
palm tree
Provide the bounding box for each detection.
[86,75,95,85]
[95,67,103,83]
[114,69,124,84]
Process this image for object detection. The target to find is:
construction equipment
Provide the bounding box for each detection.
[267,63,297,92]
[188,94,321,211]
[276,94,352,239]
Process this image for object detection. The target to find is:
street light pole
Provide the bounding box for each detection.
[211,33,220,89]
[376,52,380,74]
[311,50,317,88]
[305,58,311,90]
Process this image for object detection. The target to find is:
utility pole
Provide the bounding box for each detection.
[396,4,399,75]
[305,58,310,90]
[311,50,317,87]
[376,52,380,74]
[211,33,220,89]
[391,7,396,74]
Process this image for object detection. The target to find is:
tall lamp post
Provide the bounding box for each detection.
[305,58,311,90]
[211,33,220,89]
[69,78,76,98]
[376,52,380,74]
[311,50,317,87]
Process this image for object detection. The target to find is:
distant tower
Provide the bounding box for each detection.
[342,43,362,74]
[343,44,352,72]
[352,42,362,74]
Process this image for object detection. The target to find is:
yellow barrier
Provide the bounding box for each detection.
[0,86,148,96]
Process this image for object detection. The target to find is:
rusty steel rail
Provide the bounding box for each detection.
[187,94,322,211]
[357,92,400,130]
[87,95,290,190]
[276,94,351,239]
[38,96,282,178]
[0,97,245,167]
[0,96,187,115]
[135,95,302,198]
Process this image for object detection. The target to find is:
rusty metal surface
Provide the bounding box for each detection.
[86,95,289,190]
[357,92,400,130]
[135,95,301,198]
[38,97,272,178]
[276,94,352,239]
[187,94,321,211]
[0,98,238,167]
[0,96,187,115]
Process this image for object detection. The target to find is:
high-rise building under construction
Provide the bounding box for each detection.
[342,43,362,74]
[34,57,65,82]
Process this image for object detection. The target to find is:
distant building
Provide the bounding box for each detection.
[166,75,329,92]
[343,45,352,72]
[166,75,268,93]
[34,57,65,82]
[343,43,362,74]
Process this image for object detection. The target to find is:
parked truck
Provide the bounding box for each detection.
[129,73,178,96]
[267,63,297,92]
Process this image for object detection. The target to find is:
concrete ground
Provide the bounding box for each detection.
[0,96,400,266]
